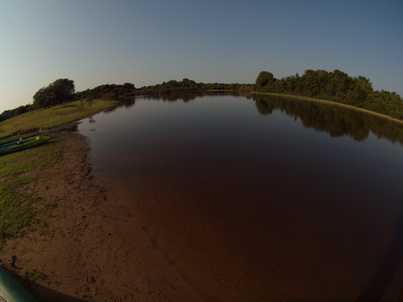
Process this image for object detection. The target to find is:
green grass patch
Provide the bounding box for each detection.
[0,178,35,241]
[0,99,118,139]
[0,136,63,247]
[0,141,60,177]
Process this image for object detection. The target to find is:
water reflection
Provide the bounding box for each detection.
[101,98,136,115]
[140,91,238,102]
[123,91,403,146]
[120,98,136,109]
[101,91,237,114]
[252,94,403,145]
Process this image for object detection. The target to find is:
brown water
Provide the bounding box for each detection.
[79,93,403,301]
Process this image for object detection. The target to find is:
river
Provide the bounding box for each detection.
[78,93,403,301]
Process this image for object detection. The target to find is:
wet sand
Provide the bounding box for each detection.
[1,131,202,301]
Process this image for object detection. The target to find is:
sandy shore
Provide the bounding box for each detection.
[1,130,202,301]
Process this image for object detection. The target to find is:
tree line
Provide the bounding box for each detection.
[2,70,402,122]
[0,78,251,122]
[76,78,251,100]
[0,78,75,122]
[255,70,403,120]
[0,104,35,122]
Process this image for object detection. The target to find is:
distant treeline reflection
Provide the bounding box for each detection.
[140,91,236,102]
[102,91,238,114]
[252,94,403,146]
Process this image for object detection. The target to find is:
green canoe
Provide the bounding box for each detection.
[0,133,50,156]
[0,266,39,302]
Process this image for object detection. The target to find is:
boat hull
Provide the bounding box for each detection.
[0,266,39,302]
[0,134,50,156]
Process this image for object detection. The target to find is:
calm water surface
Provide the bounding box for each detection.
[79,94,403,301]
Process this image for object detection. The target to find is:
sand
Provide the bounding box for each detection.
[1,130,203,301]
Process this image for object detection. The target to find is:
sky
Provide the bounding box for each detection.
[1,0,402,112]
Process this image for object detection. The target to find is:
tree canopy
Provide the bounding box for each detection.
[76,78,251,100]
[0,104,34,123]
[254,70,403,119]
[75,83,136,101]
[33,79,75,108]
[2,71,401,124]
[255,71,275,89]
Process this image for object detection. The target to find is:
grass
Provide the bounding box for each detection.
[0,140,63,245]
[0,140,60,177]
[257,92,403,125]
[0,99,118,247]
[0,99,118,139]
[0,178,35,241]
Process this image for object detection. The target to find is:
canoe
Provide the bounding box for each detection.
[0,266,39,302]
[0,133,50,156]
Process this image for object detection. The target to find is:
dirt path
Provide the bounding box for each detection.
[1,131,201,301]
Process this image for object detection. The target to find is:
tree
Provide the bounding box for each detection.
[346,76,372,107]
[33,79,75,108]
[123,82,135,90]
[255,71,275,90]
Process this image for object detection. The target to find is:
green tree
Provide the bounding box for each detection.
[33,79,75,108]
[123,82,135,90]
[347,76,372,107]
[255,71,275,90]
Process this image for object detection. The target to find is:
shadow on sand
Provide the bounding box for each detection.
[28,282,86,302]
[2,267,86,302]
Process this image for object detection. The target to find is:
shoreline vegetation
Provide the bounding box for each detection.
[256,92,403,126]
[0,99,118,140]
[1,69,402,126]
[254,70,403,121]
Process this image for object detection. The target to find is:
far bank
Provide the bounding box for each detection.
[252,92,403,126]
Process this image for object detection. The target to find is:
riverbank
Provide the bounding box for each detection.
[0,99,118,140]
[0,99,200,301]
[254,92,403,125]
[1,131,190,301]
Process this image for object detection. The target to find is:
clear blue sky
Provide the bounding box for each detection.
[1,0,402,112]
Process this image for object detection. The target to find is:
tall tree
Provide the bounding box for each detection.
[255,71,275,89]
[33,79,75,108]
